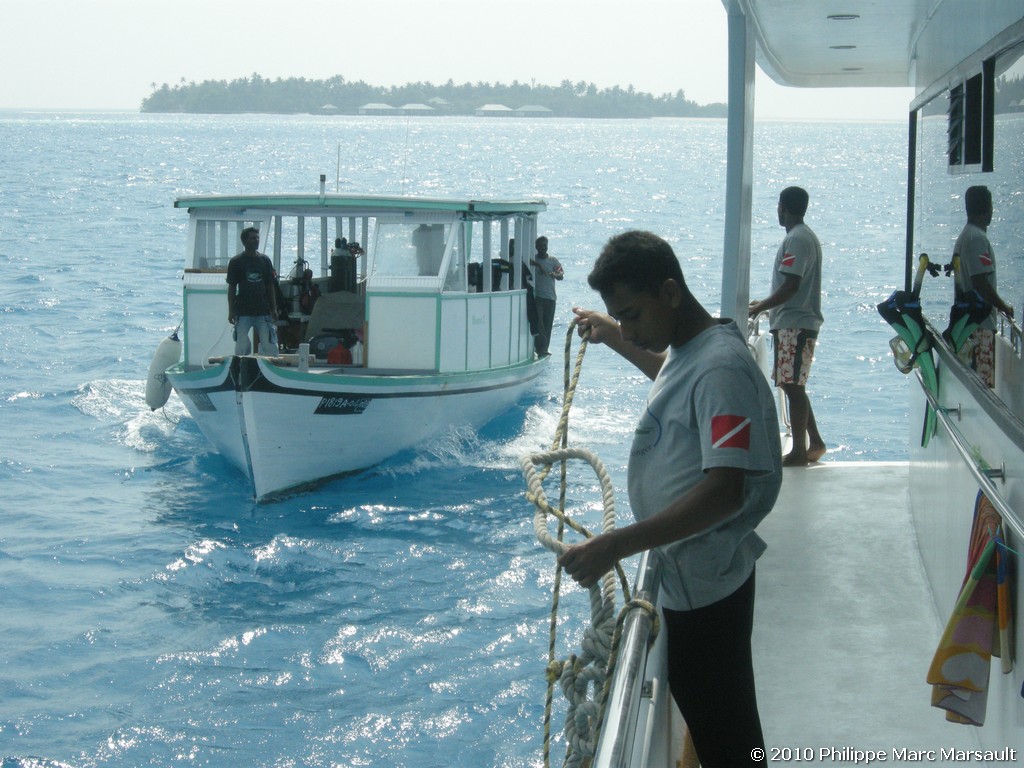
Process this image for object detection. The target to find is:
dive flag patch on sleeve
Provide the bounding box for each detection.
[781,252,796,268]
[979,252,993,267]
[711,415,751,450]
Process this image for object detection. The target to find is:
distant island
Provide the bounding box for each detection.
[140,74,728,118]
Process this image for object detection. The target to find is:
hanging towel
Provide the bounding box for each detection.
[926,492,1013,725]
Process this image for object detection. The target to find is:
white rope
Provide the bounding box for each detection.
[520,322,632,768]
[522,447,617,555]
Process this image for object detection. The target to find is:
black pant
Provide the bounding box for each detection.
[535,296,556,355]
[662,570,765,767]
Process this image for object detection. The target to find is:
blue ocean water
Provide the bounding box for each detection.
[1,112,911,766]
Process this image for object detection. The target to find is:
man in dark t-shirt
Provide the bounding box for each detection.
[226,227,279,355]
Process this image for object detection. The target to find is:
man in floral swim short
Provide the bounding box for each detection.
[749,186,826,466]
[951,185,1014,388]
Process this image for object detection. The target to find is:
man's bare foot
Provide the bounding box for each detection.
[806,444,827,462]
[783,452,810,467]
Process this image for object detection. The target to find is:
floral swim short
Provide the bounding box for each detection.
[969,328,995,388]
[771,328,818,386]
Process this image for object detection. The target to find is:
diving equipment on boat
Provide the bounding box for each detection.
[941,253,994,362]
[877,254,939,446]
[944,292,992,363]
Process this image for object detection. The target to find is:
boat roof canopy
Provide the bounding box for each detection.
[174,193,547,217]
[732,0,1024,90]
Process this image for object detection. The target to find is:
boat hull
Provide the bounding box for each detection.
[167,359,251,478]
[168,355,546,499]
[908,329,1024,751]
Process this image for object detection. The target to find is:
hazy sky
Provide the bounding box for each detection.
[1,0,913,119]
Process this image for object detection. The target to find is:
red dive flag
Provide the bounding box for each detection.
[781,253,796,268]
[979,252,993,267]
[711,415,751,450]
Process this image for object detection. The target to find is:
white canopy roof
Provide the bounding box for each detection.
[731,0,1024,90]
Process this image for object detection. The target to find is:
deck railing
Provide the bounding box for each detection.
[747,312,791,436]
[918,315,1024,541]
[591,552,662,768]
[920,378,1024,541]
[999,311,1022,358]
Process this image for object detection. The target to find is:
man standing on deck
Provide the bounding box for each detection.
[561,230,781,767]
[749,186,826,466]
[951,185,1014,388]
[530,235,564,356]
[227,227,280,355]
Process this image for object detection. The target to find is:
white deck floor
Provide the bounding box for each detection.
[754,462,985,761]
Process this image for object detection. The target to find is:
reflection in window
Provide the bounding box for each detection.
[992,40,1024,324]
[994,40,1024,113]
[915,40,1024,330]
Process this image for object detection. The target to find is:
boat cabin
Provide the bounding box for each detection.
[174,190,547,373]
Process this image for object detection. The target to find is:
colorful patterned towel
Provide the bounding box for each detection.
[927,492,1013,725]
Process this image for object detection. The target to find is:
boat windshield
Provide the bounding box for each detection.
[368,220,465,291]
[373,222,449,276]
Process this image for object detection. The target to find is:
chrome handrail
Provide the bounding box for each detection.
[746,310,768,344]
[747,312,791,434]
[999,310,1022,358]
[918,372,1024,541]
[592,552,662,768]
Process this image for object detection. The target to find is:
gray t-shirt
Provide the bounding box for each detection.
[627,320,782,611]
[953,222,998,331]
[768,223,823,332]
[531,255,563,301]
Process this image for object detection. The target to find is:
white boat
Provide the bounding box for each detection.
[157,181,548,500]
[581,2,1024,765]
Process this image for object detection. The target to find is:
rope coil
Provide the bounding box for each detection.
[521,319,657,768]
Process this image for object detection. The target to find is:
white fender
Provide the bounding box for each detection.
[145,331,182,410]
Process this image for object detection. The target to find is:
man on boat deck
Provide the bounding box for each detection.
[749,186,826,466]
[951,185,1014,388]
[530,235,564,356]
[507,238,542,351]
[226,227,280,355]
[560,230,781,767]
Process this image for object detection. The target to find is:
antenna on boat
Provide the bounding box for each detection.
[401,115,412,196]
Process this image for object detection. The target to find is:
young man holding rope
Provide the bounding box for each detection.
[559,230,781,767]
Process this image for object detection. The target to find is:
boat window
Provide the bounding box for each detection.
[947,61,994,172]
[191,218,267,270]
[370,221,451,279]
[994,40,1024,112]
[912,40,1024,324]
[991,40,1024,324]
[443,225,467,292]
[272,215,347,281]
[462,218,523,292]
